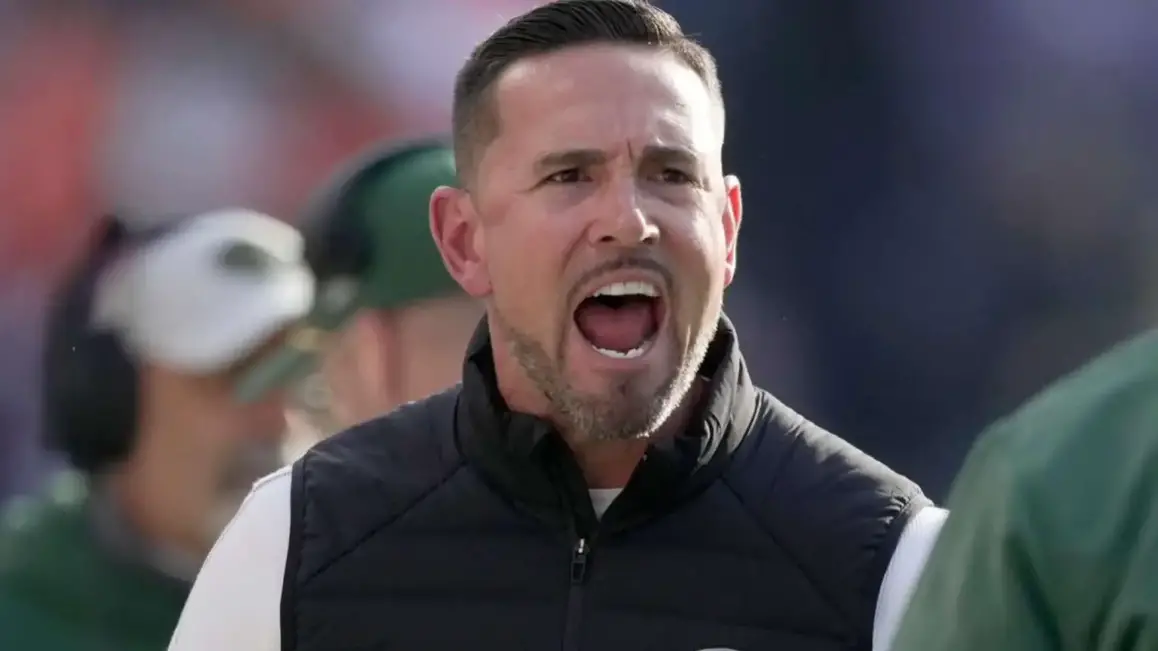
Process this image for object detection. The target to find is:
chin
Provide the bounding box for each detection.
[565,325,687,411]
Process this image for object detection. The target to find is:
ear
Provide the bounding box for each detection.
[722,175,743,287]
[430,186,491,297]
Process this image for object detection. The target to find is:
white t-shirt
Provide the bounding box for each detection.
[168,467,947,651]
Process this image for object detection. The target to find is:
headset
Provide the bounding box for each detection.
[43,139,451,472]
[298,137,452,285]
[41,216,169,474]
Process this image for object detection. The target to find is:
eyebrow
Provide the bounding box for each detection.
[639,145,700,170]
[532,149,607,175]
[531,145,702,175]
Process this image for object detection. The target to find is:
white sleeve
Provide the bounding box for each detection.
[872,505,949,651]
[167,466,292,651]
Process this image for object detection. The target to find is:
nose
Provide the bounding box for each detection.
[587,182,659,249]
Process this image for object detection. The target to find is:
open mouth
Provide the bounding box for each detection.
[573,280,666,360]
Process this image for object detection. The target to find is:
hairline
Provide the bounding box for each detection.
[455,41,724,188]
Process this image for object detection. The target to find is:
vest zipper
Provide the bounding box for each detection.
[562,536,591,651]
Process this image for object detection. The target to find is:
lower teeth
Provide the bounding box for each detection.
[593,343,647,359]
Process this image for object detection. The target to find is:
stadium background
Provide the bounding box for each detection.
[1,0,1156,504]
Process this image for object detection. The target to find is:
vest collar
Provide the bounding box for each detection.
[457,314,758,534]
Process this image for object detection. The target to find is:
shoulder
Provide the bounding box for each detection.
[304,384,461,468]
[289,387,467,576]
[951,330,1158,568]
[1006,328,1158,444]
[726,390,932,633]
[731,389,930,522]
[981,329,1158,507]
[872,505,949,650]
[0,590,80,651]
[235,465,294,526]
[188,465,292,578]
[297,385,465,495]
[0,473,90,585]
[169,469,288,651]
[0,472,88,544]
[891,330,1158,650]
[0,475,148,648]
[183,465,292,590]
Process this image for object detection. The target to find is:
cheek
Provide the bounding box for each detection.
[658,210,729,327]
[484,217,574,326]
[190,392,276,452]
[163,411,227,472]
[666,211,726,281]
[140,381,231,471]
[191,408,238,451]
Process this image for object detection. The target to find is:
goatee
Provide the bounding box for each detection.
[491,308,712,443]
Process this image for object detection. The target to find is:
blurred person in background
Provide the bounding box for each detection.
[0,209,314,651]
[236,139,481,453]
[891,328,1158,650]
[0,0,529,502]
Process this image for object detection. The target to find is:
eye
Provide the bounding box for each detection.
[543,168,586,184]
[658,168,696,185]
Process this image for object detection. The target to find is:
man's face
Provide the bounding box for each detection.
[392,296,482,404]
[434,45,741,442]
[311,297,481,433]
[135,357,288,549]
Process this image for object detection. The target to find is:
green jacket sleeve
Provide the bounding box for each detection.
[889,426,1060,651]
[895,331,1158,651]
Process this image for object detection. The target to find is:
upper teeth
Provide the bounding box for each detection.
[592,281,658,298]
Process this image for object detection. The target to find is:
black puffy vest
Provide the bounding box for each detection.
[281,317,930,651]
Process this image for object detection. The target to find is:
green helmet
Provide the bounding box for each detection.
[235,138,460,402]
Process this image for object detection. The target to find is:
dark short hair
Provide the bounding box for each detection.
[451,0,721,183]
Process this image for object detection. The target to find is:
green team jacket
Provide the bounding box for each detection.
[0,475,188,651]
[892,329,1158,651]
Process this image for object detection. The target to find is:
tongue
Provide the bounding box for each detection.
[574,299,655,352]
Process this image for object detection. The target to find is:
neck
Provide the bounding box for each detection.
[103,466,210,567]
[566,439,648,489]
[567,381,703,488]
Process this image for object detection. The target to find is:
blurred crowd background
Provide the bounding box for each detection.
[2,0,1157,505]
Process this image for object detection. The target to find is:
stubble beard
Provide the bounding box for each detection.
[494,308,717,443]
